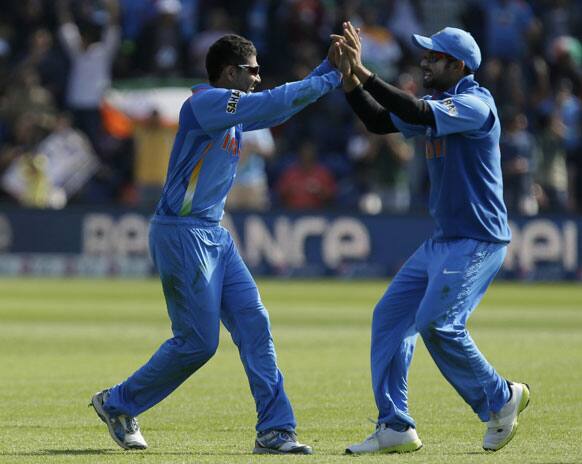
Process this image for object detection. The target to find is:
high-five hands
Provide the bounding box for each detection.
[340,22,363,74]
[330,21,370,91]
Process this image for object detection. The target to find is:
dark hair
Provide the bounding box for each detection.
[205,34,256,83]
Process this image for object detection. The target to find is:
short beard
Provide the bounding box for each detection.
[424,75,452,92]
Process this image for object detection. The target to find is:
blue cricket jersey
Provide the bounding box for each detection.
[154,60,341,223]
[391,75,511,243]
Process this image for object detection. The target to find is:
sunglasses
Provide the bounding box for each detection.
[237,64,260,76]
[423,51,456,64]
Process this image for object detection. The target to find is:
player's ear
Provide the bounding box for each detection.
[222,64,236,82]
[448,59,465,74]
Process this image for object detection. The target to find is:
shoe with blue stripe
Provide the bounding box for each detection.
[90,390,148,450]
[253,430,313,454]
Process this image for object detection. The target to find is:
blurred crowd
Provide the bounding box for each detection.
[1,0,582,216]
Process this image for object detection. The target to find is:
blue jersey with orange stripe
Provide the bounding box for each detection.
[390,75,511,243]
[154,60,341,223]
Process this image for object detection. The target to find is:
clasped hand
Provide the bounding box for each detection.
[328,21,362,78]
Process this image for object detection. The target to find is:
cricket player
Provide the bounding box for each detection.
[333,23,530,453]
[90,34,342,454]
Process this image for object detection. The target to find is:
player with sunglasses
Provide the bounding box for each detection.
[333,24,530,454]
[90,34,343,455]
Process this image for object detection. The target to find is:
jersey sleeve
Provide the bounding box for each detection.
[305,59,335,78]
[389,113,427,138]
[426,94,491,137]
[102,25,121,61]
[189,71,341,133]
[58,23,82,57]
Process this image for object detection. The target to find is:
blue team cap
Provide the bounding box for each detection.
[412,27,481,72]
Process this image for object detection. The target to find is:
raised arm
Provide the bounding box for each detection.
[57,0,81,57]
[331,31,396,134]
[191,70,341,133]
[56,0,74,25]
[340,21,435,128]
[103,0,120,25]
[344,85,398,134]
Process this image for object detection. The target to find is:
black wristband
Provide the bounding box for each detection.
[363,73,377,91]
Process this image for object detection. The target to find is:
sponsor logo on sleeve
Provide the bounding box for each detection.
[226,90,241,114]
[442,98,458,116]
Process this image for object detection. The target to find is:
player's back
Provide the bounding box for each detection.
[154,85,241,224]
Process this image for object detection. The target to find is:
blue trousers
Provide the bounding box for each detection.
[372,238,510,429]
[104,219,296,433]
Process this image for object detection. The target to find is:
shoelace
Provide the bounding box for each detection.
[367,418,379,427]
[278,431,297,442]
[259,430,298,446]
[122,416,140,434]
[362,418,384,441]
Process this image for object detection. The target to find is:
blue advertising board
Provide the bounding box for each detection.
[0,207,580,280]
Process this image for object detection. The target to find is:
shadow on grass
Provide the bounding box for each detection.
[0,449,256,457]
[0,449,116,456]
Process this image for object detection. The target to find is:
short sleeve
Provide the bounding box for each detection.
[390,113,427,139]
[189,87,235,132]
[426,94,491,137]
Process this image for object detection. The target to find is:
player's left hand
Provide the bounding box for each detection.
[327,37,341,68]
[341,21,363,71]
[329,35,351,77]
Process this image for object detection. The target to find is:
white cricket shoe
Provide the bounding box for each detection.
[483,382,530,451]
[345,423,422,454]
[90,390,148,450]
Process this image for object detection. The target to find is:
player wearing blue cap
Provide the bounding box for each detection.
[90,34,343,454]
[332,23,530,454]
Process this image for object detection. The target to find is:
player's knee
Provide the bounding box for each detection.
[241,323,273,353]
[197,337,219,361]
[177,335,219,365]
[415,312,449,337]
[418,320,465,345]
[414,314,433,335]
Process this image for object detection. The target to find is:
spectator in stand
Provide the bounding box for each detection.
[56,0,120,152]
[548,36,582,101]
[386,0,424,54]
[418,0,466,35]
[0,0,581,212]
[0,111,50,205]
[500,108,538,216]
[0,66,56,135]
[276,139,336,210]
[118,0,157,42]
[189,7,233,78]
[134,0,187,77]
[16,29,68,107]
[481,0,540,63]
[347,120,412,213]
[554,79,582,211]
[226,128,275,211]
[479,0,541,108]
[1,111,99,208]
[7,0,51,60]
[354,5,403,82]
[536,111,569,212]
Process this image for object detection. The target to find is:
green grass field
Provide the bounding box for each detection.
[0,278,581,464]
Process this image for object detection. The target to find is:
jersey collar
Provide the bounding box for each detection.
[191,83,212,93]
[446,74,477,96]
